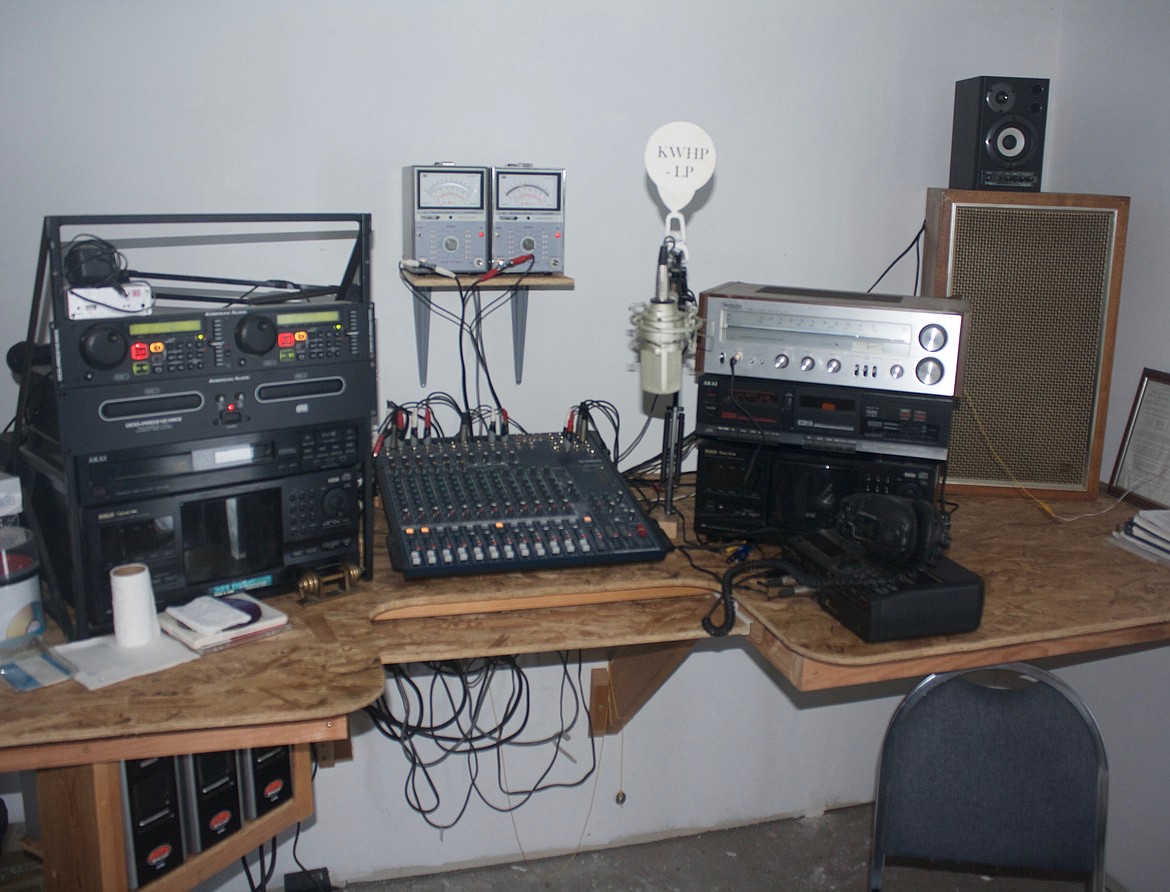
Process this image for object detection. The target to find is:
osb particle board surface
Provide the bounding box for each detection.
[0,590,385,751]
[738,494,1169,666]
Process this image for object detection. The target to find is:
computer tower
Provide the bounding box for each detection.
[178,750,243,854]
[119,756,185,888]
[238,745,294,820]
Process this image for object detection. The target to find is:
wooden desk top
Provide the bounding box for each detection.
[3,490,1167,770]
[740,494,1170,689]
[0,591,387,771]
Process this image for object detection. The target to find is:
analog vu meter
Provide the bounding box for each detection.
[491,166,566,273]
[403,165,490,272]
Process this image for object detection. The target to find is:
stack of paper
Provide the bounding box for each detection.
[1112,509,1170,568]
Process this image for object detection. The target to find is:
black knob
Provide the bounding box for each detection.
[235,314,277,355]
[321,487,349,517]
[80,324,127,369]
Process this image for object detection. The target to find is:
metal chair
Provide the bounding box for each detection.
[869,662,1108,891]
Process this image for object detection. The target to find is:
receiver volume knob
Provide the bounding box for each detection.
[80,324,128,369]
[235,314,277,355]
[916,358,944,386]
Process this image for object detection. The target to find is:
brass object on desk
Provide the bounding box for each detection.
[298,563,363,604]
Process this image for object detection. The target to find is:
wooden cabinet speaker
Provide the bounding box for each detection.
[923,188,1129,499]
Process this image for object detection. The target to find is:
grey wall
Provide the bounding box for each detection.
[2,2,1169,890]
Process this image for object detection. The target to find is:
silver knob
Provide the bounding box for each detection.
[774,354,789,369]
[916,358,944,386]
[827,358,842,374]
[919,324,948,352]
[800,356,816,372]
[890,365,905,379]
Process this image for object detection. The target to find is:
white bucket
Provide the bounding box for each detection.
[0,527,43,646]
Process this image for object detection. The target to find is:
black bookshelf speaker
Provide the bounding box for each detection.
[949,76,1049,191]
[924,188,1129,499]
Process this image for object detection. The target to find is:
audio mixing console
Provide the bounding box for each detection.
[374,432,671,578]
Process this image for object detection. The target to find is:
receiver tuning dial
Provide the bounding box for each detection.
[80,323,128,369]
[919,324,948,352]
[235,313,277,356]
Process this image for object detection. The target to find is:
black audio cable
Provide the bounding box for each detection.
[867,219,926,295]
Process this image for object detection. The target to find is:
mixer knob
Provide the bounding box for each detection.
[80,324,128,369]
[919,324,948,352]
[774,354,789,369]
[235,313,278,356]
[800,356,816,372]
[916,358,945,386]
[890,365,905,379]
[826,358,842,374]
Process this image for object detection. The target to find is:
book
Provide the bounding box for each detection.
[160,593,289,655]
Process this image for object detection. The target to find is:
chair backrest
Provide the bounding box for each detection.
[869,662,1107,891]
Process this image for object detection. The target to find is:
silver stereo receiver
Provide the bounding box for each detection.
[698,282,968,398]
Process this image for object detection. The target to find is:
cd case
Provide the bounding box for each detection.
[160,593,289,655]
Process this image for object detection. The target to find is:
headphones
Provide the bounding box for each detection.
[836,493,950,569]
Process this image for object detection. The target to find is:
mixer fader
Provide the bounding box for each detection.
[375,432,671,578]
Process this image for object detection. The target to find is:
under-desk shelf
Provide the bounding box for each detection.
[402,271,574,385]
[36,743,314,892]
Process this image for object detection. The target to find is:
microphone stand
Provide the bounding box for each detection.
[658,244,690,515]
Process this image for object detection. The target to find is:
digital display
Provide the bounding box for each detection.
[128,319,203,336]
[276,310,340,326]
[799,395,857,413]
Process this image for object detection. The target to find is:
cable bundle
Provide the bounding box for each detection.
[365,653,596,830]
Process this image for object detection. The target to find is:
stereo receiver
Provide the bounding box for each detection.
[698,282,967,398]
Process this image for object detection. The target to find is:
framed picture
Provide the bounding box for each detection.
[1109,368,1170,508]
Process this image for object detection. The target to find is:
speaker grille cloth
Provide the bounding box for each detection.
[949,206,1113,489]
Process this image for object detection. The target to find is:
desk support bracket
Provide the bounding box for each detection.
[590,640,696,735]
[404,272,573,386]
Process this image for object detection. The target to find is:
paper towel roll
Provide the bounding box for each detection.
[110,563,161,648]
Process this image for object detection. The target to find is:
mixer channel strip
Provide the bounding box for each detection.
[374,432,671,578]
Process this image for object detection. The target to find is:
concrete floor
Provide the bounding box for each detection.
[346,804,1093,892]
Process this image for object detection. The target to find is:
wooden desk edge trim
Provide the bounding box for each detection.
[370,584,712,621]
[0,715,350,773]
[752,619,1170,691]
